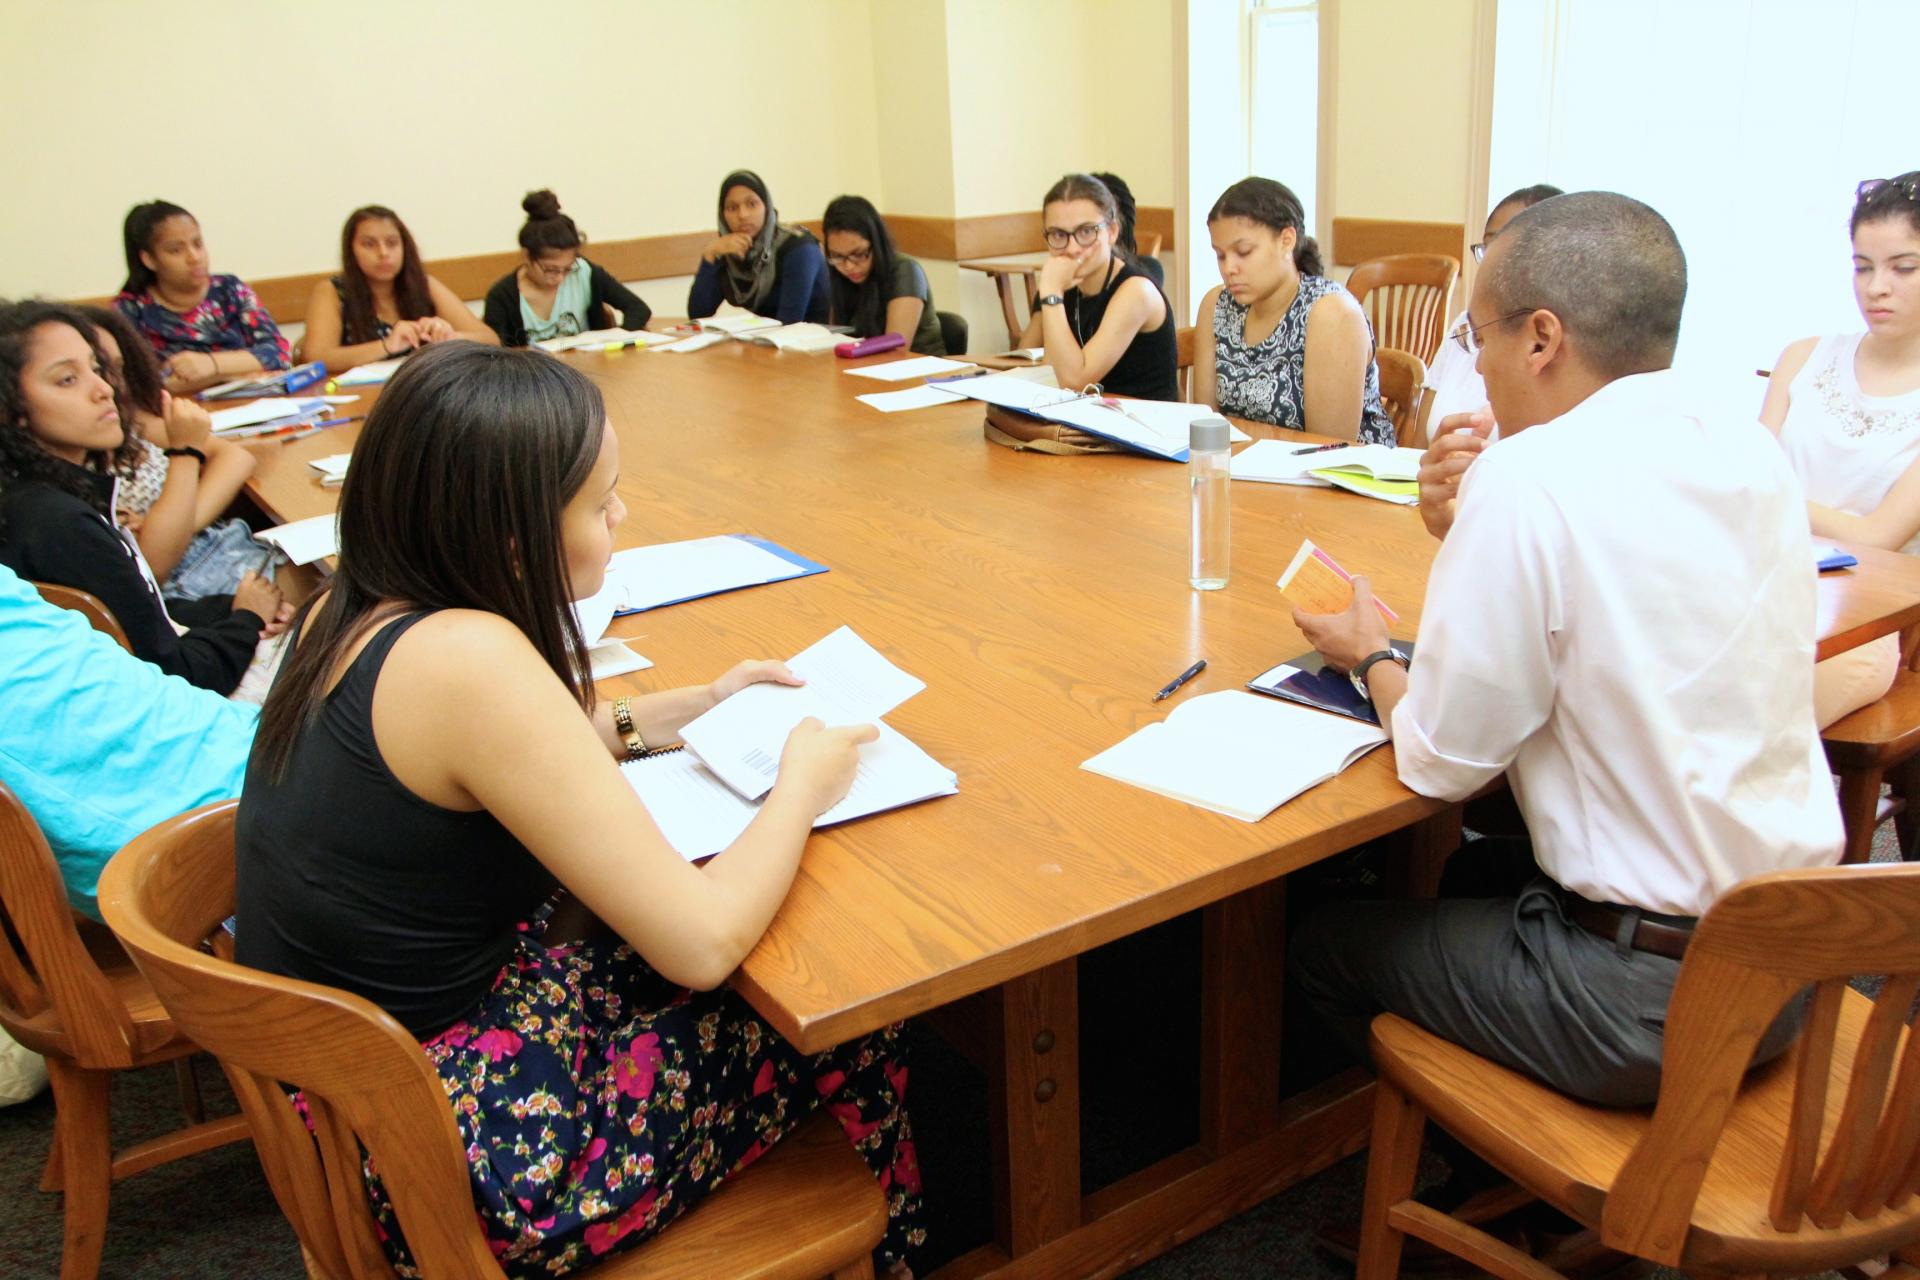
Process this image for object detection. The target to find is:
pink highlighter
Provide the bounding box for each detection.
[834,332,906,359]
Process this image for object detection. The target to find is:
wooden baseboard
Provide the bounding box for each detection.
[74,206,1178,324]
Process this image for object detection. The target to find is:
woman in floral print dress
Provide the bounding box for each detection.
[235,342,925,1275]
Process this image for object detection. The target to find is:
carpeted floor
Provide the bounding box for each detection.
[3,825,1894,1278]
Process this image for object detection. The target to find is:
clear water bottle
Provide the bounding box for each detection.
[1189,416,1231,590]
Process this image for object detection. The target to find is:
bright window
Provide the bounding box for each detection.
[1490,0,1911,408]
[1248,1,1320,232]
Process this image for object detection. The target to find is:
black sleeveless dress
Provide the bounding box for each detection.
[1062,258,1179,400]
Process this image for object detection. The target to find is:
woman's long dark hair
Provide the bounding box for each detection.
[78,305,167,418]
[822,195,899,338]
[338,206,434,344]
[1091,172,1142,258]
[120,200,191,295]
[0,301,140,539]
[253,342,606,780]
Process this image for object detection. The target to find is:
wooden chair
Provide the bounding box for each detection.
[1823,629,1920,865]
[98,800,889,1280]
[31,581,130,652]
[1374,347,1430,449]
[1354,861,1920,1279]
[1174,324,1196,401]
[1345,254,1460,366]
[0,781,248,1279]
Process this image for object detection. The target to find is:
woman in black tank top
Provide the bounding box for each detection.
[237,343,925,1276]
[1019,172,1178,400]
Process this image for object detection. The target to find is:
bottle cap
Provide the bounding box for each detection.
[1190,416,1231,452]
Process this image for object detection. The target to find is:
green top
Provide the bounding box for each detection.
[520,258,593,342]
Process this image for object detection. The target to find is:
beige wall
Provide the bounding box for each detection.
[1,0,888,300]
[1329,0,1479,224]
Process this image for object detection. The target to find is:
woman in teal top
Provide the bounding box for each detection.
[482,190,651,346]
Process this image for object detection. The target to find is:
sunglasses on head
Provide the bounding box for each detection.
[1857,174,1920,204]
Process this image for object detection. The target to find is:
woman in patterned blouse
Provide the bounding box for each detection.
[1191,178,1394,445]
[113,201,291,395]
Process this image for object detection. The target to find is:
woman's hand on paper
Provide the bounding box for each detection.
[1293,575,1390,673]
[706,658,803,708]
[1416,408,1494,541]
[777,716,880,815]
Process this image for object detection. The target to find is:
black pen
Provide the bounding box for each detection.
[1291,441,1346,456]
[1153,659,1207,702]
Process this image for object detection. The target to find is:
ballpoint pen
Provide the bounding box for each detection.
[1291,441,1347,456]
[1153,659,1207,702]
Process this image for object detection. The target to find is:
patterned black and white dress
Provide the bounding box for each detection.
[1212,275,1395,445]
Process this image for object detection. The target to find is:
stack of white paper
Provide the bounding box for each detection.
[843,356,978,383]
[535,328,676,353]
[741,323,845,353]
[308,454,351,486]
[627,626,957,860]
[332,357,406,386]
[571,535,819,617]
[624,724,957,861]
[257,514,339,566]
[1082,690,1387,822]
[569,587,654,681]
[698,305,784,336]
[855,384,967,413]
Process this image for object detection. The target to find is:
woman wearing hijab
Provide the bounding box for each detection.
[688,170,829,324]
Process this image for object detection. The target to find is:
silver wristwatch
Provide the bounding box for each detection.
[1350,648,1411,699]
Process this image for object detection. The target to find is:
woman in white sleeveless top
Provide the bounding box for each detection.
[1763,172,1920,726]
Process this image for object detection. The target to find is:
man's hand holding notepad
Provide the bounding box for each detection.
[1277,539,1398,622]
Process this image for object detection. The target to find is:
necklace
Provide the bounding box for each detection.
[1071,258,1119,346]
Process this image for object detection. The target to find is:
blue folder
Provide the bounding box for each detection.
[612,534,828,616]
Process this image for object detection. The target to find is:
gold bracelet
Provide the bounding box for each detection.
[611,696,647,761]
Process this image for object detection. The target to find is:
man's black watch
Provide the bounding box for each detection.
[1349,648,1411,699]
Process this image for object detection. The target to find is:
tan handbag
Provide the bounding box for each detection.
[981,404,1123,455]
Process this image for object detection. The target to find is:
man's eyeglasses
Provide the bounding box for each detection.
[1043,221,1107,250]
[1858,174,1920,204]
[825,247,873,268]
[1450,308,1535,354]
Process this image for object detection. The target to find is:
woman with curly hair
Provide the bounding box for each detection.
[0,300,288,694]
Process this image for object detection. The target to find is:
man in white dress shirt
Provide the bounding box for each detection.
[1289,191,1842,1106]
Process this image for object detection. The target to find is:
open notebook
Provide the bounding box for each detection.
[1082,690,1387,822]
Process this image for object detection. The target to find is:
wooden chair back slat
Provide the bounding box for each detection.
[99,802,508,1279]
[1605,863,1920,1262]
[1374,347,1428,449]
[1345,254,1460,365]
[0,780,137,1063]
[1858,1004,1920,1216]
[1807,972,1920,1226]
[1771,977,1846,1229]
[32,581,132,652]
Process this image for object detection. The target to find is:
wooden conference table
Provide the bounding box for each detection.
[246,345,1920,1279]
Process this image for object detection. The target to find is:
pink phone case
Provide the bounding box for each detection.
[834,333,907,359]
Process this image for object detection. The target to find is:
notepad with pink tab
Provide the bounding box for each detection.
[1276,539,1399,622]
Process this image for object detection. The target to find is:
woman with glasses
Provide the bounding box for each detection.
[483,190,651,347]
[1192,177,1393,443]
[821,195,946,355]
[1763,171,1920,727]
[1019,172,1176,399]
[689,170,829,325]
[304,205,498,373]
[1425,184,1563,426]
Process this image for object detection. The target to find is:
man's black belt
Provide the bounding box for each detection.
[1566,894,1697,961]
